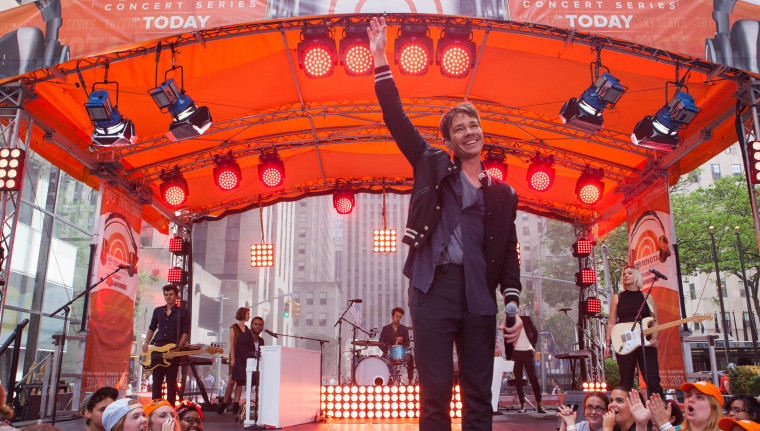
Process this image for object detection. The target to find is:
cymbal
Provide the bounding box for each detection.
[353,340,384,347]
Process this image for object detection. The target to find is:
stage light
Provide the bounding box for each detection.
[169,236,189,256]
[436,27,476,79]
[526,154,555,192]
[85,90,137,147]
[575,167,605,205]
[298,27,337,78]
[0,148,25,191]
[575,268,596,287]
[583,381,607,392]
[250,243,274,267]
[339,26,373,77]
[394,25,433,76]
[149,78,212,142]
[159,167,189,208]
[258,151,285,188]
[581,297,602,316]
[572,238,593,258]
[516,242,521,265]
[631,91,700,151]
[483,152,508,181]
[168,266,187,285]
[333,189,355,215]
[747,140,760,184]
[212,153,241,191]
[373,229,397,253]
[560,73,627,133]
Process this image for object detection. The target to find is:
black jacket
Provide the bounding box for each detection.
[374,66,522,305]
[522,316,539,348]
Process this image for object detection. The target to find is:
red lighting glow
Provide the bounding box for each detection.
[251,244,274,267]
[575,268,596,287]
[0,148,24,191]
[168,266,186,284]
[342,44,373,76]
[333,190,355,215]
[484,152,507,181]
[572,238,593,257]
[398,43,430,75]
[320,385,454,419]
[583,297,602,315]
[373,229,397,253]
[213,155,241,191]
[160,168,189,208]
[169,236,185,254]
[439,45,472,78]
[582,381,608,392]
[576,167,605,205]
[258,152,285,188]
[526,155,555,192]
[297,28,337,79]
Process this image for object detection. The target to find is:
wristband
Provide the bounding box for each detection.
[659,423,673,431]
[568,426,577,430]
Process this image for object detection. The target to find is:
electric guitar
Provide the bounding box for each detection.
[611,315,712,356]
[140,343,223,370]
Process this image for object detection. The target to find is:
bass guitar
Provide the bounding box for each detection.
[611,315,712,356]
[140,343,223,370]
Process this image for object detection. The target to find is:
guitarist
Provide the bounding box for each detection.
[604,266,663,397]
[142,284,190,406]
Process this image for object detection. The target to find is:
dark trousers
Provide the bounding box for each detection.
[152,358,180,405]
[410,265,496,431]
[616,346,663,397]
[513,350,541,404]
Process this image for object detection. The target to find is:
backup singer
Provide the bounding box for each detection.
[217,307,250,414]
[512,315,545,413]
[367,17,523,431]
[229,316,265,414]
[379,307,414,383]
[604,266,663,396]
[142,284,190,406]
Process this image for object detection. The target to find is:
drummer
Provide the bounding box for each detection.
[379,307,415,383]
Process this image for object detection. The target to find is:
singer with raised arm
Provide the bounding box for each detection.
[367,17,523,431]
[379,307,415,383]
[142,284,190,406]
[604,265,663,396]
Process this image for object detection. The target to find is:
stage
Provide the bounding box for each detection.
[49,408,559,430]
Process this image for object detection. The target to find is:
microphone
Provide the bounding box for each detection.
[649,268,668,280]
[350,299,363,303]
[118,264,132,270]
[503,303,518,361]
[265,329,278,338]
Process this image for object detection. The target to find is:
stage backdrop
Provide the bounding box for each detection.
[625,177,685,390]
[82,183,142,391]
[2,0,760,81]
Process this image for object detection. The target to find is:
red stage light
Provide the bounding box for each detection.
[575,268,596,287]
[297,28,337,79]
[0,148,25,191]
[483,152,507,181]
[168,266,187,284]
[516,242,521,265]
[526,154,555,192]
[394,26,433,76]
[748,140,760,184]
[572,238,593,258]
[582,297,602,315]
[213,154,241,191]
[340,27,373,77]
[436,28,476,79]
[169,236,189,255]
[258,152,285,188]
[159,167,189,208]
[333,190,355,215]
[576,167,605,205]
[373,229,397,253]
[251,243,274,267]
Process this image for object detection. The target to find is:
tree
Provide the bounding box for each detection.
[544,312,577,354]
[540,219,584,308]
[671,175,760,321]
[596,224,630,297]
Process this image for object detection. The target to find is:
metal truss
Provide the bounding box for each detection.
[17,14,751,87]
[0,84,35,328]
[735,79,760,256]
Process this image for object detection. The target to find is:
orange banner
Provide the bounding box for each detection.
[625,177,685,389]
[82,183,142,391]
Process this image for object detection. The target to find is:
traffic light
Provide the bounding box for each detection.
[292,301,301,318]
[284,300,291,317]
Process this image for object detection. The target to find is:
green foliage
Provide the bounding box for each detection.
[605,358,620,388]
[544,312,577,354]
[541,220,583,308]
[596,224,630,295]
[729,365,760,395]
[747,375,760,397]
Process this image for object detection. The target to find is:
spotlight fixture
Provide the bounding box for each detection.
[582,382,608,392]
[340,26,373,77]
[373,229,397,253]
[747,140,760,184]
[251,243,274,267]
[159,167,189,208]
[575,268,596,287]
[298,27,337,78]
[436,27,476,79]
[631,91,700,151]
[333,189,355,215]
[483,152,508,181]
[581,298,602,316]
[526,155,555,192]
[168,266,187,285]
[148,78,212,142]
[213,153,242,191]
[572,238,593,258]
[169,236,189,255]
[560,73,627,134]
[394,25,433,76]
[85,90,137,147]
[0,148,25,191]
[258,151,285,188]
[575,166,604,205]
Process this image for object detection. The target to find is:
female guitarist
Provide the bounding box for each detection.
[604,266,664,397]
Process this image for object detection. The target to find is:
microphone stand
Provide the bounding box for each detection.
[629,274,659,392]
[333,300,361,385]
[244,343,266,430]
[50,265,126,425]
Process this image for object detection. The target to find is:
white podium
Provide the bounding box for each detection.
[492,357,514,412]
[244,346,321,428]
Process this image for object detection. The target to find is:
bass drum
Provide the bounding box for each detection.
[355,356,392,386]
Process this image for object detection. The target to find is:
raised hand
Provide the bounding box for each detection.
[366,16,388,66]
[556,405,577,427]
[647,394,672,428]
[628,390,651,425]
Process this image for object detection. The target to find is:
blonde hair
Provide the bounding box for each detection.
[623,265,643,290]
[679,396,722,431]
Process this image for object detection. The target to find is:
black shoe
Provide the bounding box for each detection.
[231,402,240,414]
[537,402,546,414]
[216,402,227,415]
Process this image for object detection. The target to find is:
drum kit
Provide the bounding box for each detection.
[351,338,416,386]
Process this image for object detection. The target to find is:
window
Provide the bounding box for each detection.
[739,281,745,297]
[306,313,314,326]
[297,261,305,272]
[521,212,529,220]
[524,241,531,252]
[319,313,327,326]
[306,292,314,305]
[298,245,306,254]
[525,260,532,272]
[299,227,306,237]
[711,163,721,180]
[689,283,696,300]
[526,280,534,291]
[523,226,530,236]
[732,164,743,177]
[292,292,300,301]
[319,292,327,305]
[719,283,727,297]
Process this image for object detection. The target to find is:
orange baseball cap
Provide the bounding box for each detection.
[143,399,172,417]
[719,418,760,431]
[680,381,723,407]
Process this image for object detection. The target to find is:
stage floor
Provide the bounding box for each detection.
[50,408,559,430]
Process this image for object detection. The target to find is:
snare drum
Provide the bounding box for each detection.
[388,345,407,363]
[355,356,393,385]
